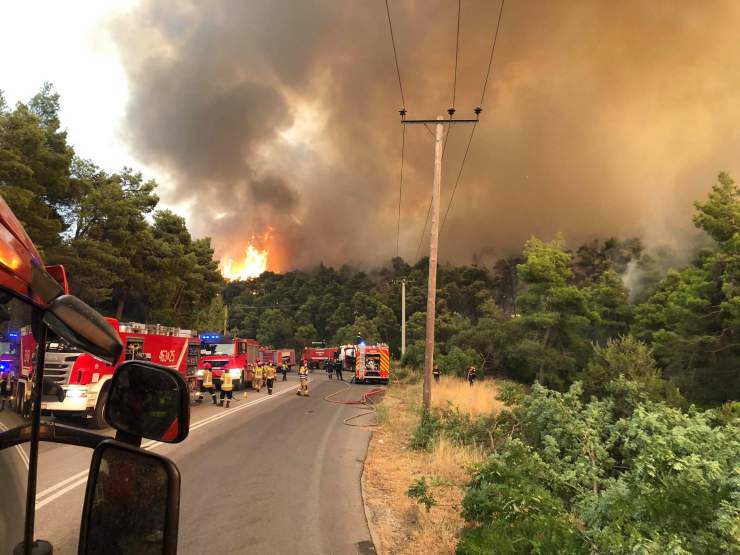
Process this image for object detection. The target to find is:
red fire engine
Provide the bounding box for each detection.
[17,320,201,427]
[339,343,390,384]
[301,342,339,369]
[199,333,258,389]
[258,346,296,367]
[0,330,20,384]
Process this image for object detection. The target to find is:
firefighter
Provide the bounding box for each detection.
[297,362,309,396]
[325,359,333,380]
[433,364,441,384]
[253,362,263,392]
[265,362,276,395]
[280,360,288,381]
[262,364,269,388]
[219,369,234,407]
[334,358,343,381]
[198,363,217,404]
[467,365,477,386]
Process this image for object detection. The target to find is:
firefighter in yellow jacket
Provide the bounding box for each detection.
[265,363,277,395]
[219,370,234,408]
[197,364,217,404]
[253,363,264,392]
[297,363,309,397]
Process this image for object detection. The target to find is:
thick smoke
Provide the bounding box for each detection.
[111,0,740,270]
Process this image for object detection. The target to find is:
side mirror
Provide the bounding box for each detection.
[106,361,190,443]
[79,440,180,555]
[42,295,123,364]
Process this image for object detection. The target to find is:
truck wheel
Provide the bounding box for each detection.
[234,379,242,391]
[90,384,110,429]
[15,383,24,415]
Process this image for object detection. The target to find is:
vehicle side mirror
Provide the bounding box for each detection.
[42,295,123,364]
[78,439,180,555]
[106,361,190,443]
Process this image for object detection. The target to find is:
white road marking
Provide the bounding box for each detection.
[35,383,298,509]
[0,421,29,469]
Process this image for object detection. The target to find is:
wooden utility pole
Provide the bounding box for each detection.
[401,278,407,357]
[422,117,444,408]
[401,109,480,409]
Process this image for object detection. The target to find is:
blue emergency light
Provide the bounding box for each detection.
[200,333,222,341]
[8,332,18,339]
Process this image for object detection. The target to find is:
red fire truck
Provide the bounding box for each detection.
[339,343,390,384]
[17,320,201,427]
[199,333,258,389]
[0,330,20,383]
[301,343,339,369]
[258,346,296,367]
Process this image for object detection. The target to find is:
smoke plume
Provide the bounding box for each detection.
[111,0,740,270]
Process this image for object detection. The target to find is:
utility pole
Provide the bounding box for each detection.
[401,278,406,357]
[223,304,228,336]
[423,117,444,408]
[401,108,481,409]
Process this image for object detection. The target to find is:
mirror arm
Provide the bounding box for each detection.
[0,422,107,451]
[114,429,142,448]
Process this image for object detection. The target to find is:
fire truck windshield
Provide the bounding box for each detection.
[205,343,233,355]
[0,341,11,355]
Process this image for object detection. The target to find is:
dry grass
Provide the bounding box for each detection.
[363,378,501,555]
[431,375,504,416]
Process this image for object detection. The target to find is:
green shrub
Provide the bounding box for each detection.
[407,477,437,512]
[458,439,588,554]
[437,346,482,378]
[496,380,527,406]
[410,407,441,451]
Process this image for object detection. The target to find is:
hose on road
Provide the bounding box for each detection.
[323,381,386,427]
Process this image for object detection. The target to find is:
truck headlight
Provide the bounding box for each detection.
[65,387,87,398]
[229,368,243,378]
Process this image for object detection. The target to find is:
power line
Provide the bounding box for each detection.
[440,0,506,232]
[441,122,477,231]
[452,0,461,109]
[384,0,406,108]
[395,124,406,257]
[480,0,506,107]
[417,0,461,261]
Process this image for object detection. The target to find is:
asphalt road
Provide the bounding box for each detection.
[30,374,377,554]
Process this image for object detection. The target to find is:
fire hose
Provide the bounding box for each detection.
[323,381,386,427]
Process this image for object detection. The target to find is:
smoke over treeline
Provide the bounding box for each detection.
[111,0,740,270]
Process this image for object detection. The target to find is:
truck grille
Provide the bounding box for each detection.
[43,352,78,385]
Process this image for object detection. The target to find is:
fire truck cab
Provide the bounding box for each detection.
[258,346,296,368]
[339,343,390,384]
[301,342,339,370]
[199,333,257,390]
[21,320,201,428]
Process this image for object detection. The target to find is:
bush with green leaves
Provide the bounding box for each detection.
[458,439,588,554]
[437,346,482,378]
[457,383,740,554]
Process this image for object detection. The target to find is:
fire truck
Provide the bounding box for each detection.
[199,333,258,389]
[301,342,339,369]
[258,346,296,367]
[339,343,390,384]
[16,320,201,428]
[0,330,20,384]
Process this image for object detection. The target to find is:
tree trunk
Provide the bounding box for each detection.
[538,327,552,383]
[115,289,127,320]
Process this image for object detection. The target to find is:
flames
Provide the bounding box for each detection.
[221,229,272,281]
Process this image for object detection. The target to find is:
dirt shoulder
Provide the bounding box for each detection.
[362,378,500,554]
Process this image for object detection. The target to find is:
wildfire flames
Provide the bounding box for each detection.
[221,230,272,280]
